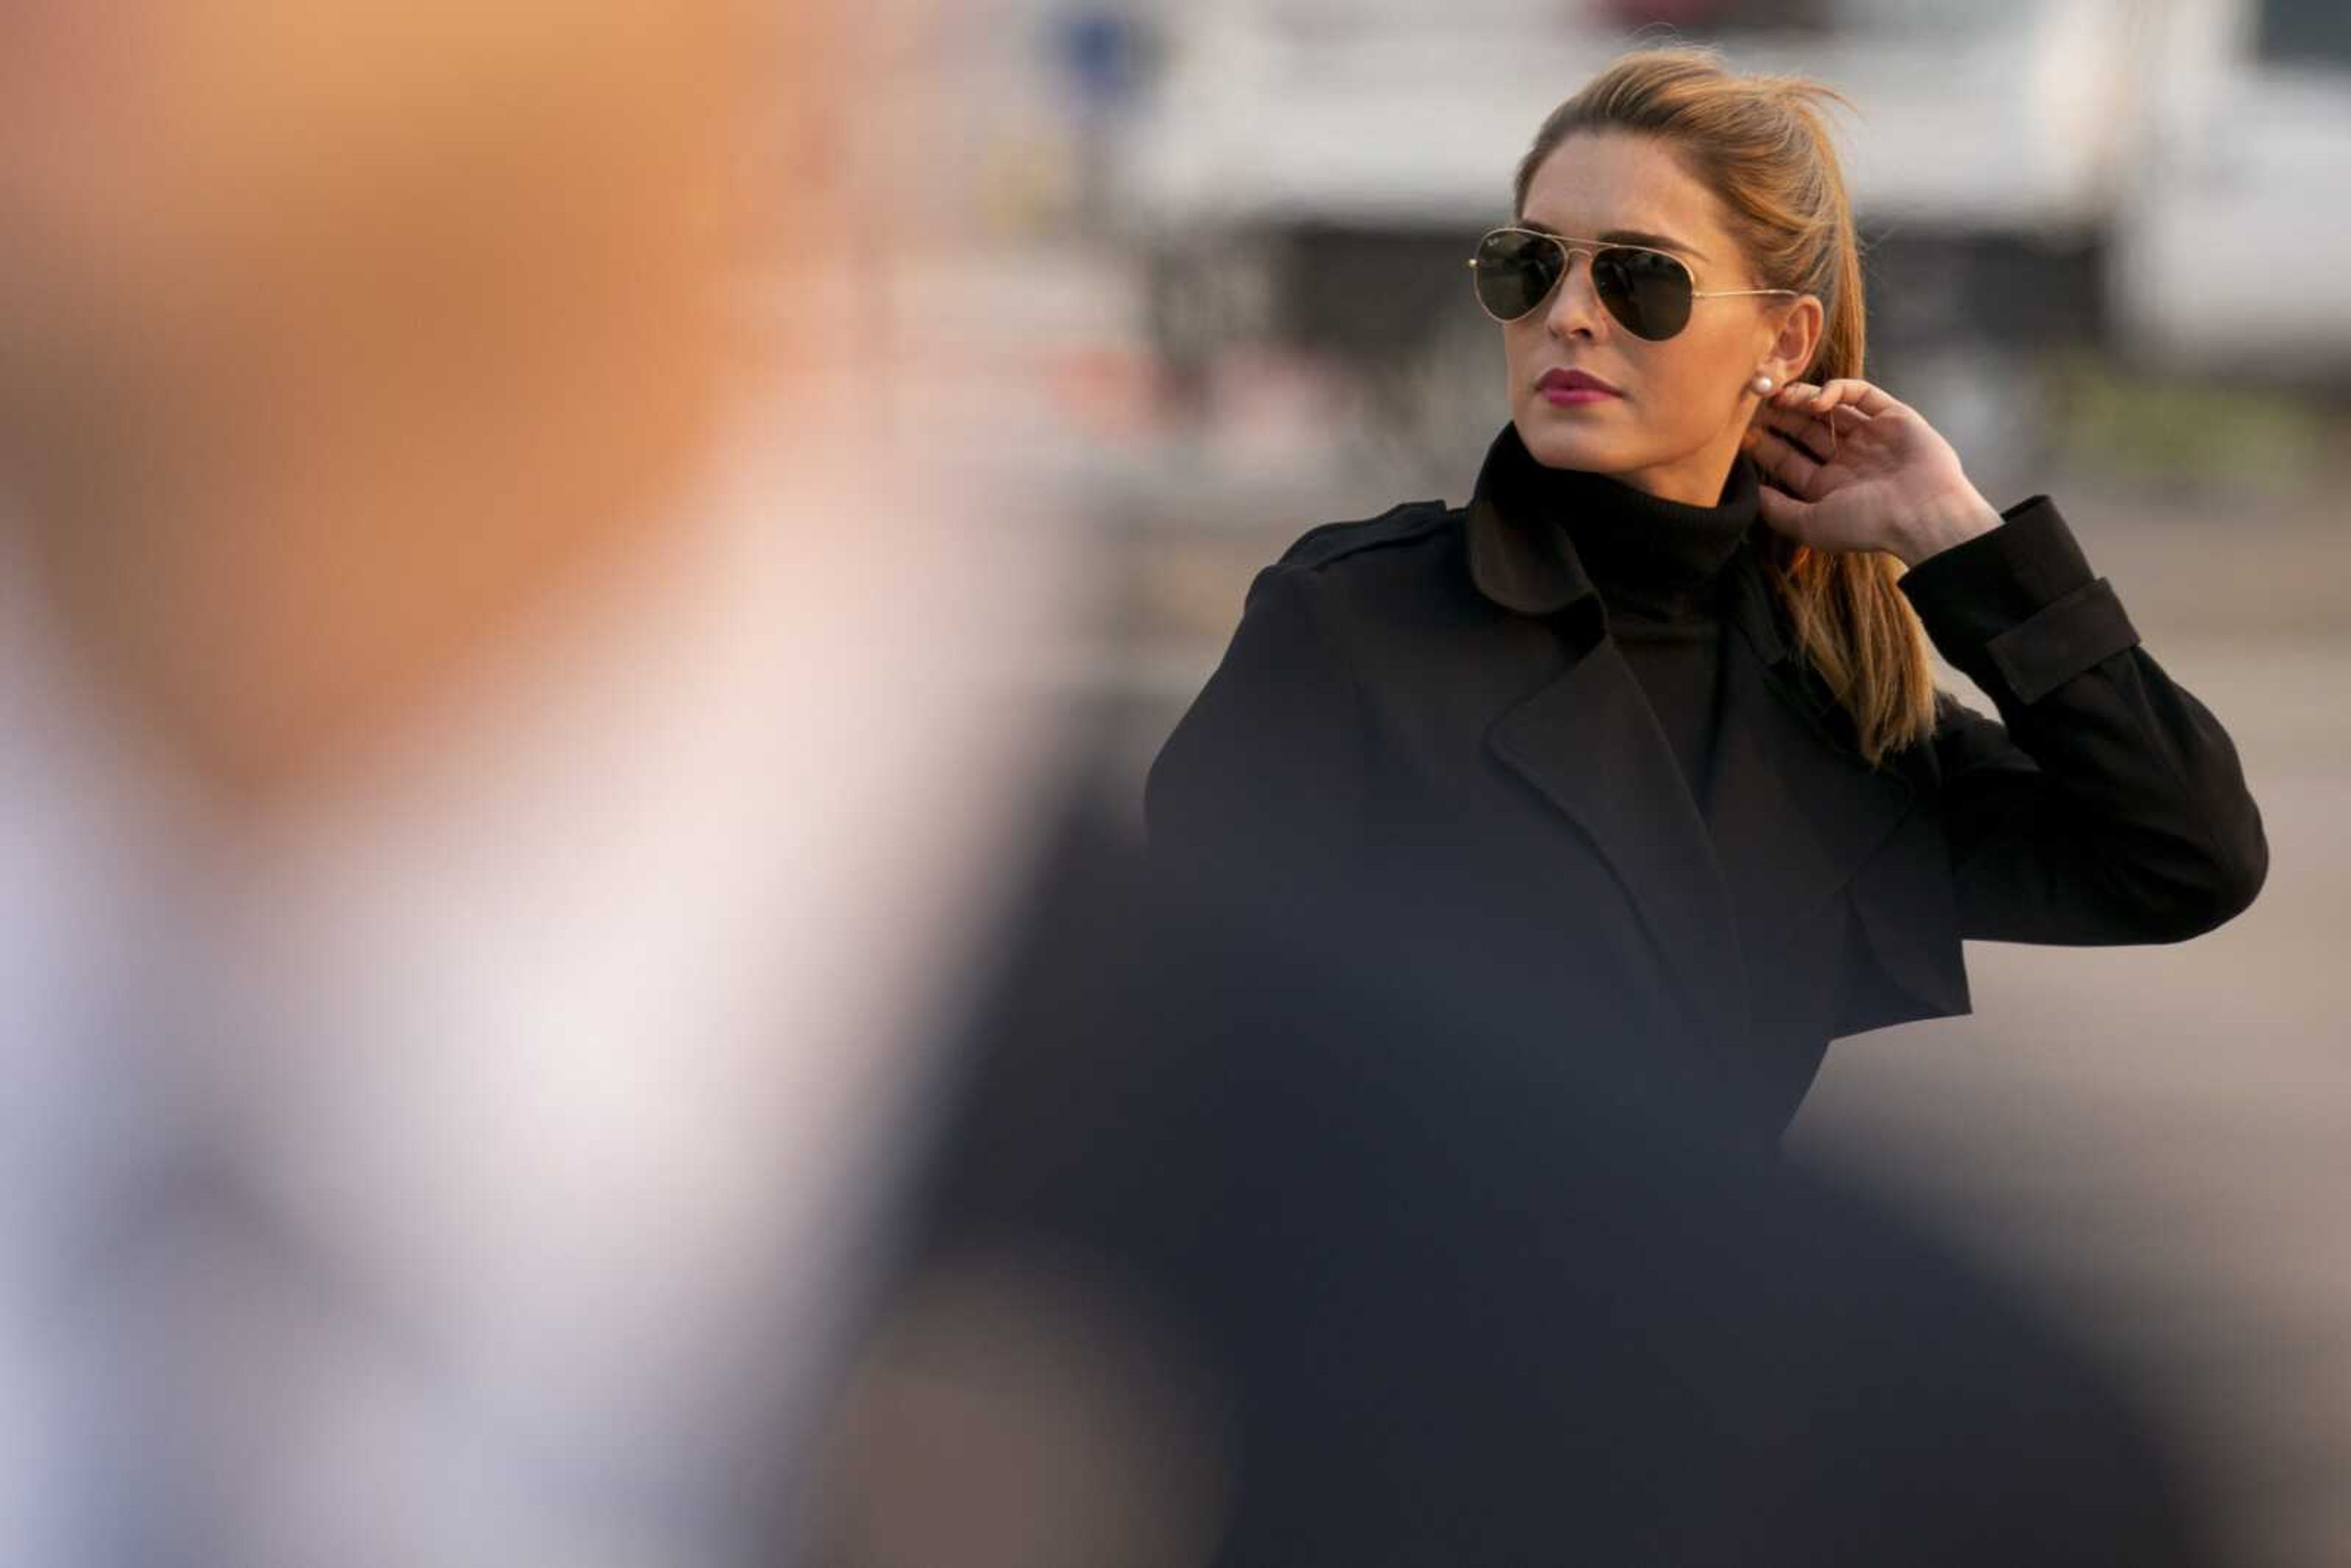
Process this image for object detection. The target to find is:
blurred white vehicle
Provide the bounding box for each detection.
[2110,0,2351,383]
[1100,0,2168,488]
[1117,0,2142,237]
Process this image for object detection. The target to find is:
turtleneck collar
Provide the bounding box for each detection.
[1464,422,1760,628]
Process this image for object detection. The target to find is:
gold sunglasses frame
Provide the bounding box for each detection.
[1466,226,1800,333]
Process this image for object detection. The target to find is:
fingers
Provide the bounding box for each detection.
[1772,377,1902,419]
[1744,423,1822,498]
[1749,377,1903,492]
[1753,475,1811,535]
[1752,400,1862,465]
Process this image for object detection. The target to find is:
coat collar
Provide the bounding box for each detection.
[1465,422,1769,634]
[1462,418,1832,708]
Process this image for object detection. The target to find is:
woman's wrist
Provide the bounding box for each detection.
[1886,487,2003,568]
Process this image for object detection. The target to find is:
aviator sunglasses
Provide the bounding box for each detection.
[1468,226,1799,340]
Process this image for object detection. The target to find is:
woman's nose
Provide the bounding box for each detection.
[1543,253,1605,339]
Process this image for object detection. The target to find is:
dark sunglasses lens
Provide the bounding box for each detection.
[1594,247,1695,340]
[1472,231,1562,321]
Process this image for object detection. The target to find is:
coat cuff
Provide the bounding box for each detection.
[1896,496,2142,706]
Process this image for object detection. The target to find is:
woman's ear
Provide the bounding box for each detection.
[1763,294,1826,386]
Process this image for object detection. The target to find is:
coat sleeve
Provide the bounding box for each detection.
[1143,562,1368,884]
[1898,495,2268,945]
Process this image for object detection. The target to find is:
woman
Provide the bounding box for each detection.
[1144,47,2268,1133]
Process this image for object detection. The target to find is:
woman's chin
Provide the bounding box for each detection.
[1512,412,1625,473]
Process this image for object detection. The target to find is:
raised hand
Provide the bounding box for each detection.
[1743,378,2003,566]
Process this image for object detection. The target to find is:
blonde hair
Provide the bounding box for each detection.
[1516,43,1936,764]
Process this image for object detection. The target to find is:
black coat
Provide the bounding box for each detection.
[806,792,2224,1566]
[1145,426,2269,1128]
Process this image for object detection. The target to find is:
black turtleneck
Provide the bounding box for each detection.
[1522,452,1761,810]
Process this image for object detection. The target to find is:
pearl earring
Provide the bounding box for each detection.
[1749,372,1775,396]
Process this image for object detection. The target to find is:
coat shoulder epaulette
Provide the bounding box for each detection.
[1275,500,1455,574]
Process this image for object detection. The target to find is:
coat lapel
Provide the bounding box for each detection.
[1487,639,1752,1054]
[1464,428,1753,1049]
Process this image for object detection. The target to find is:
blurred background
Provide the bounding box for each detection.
[934,1,2351,1562]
